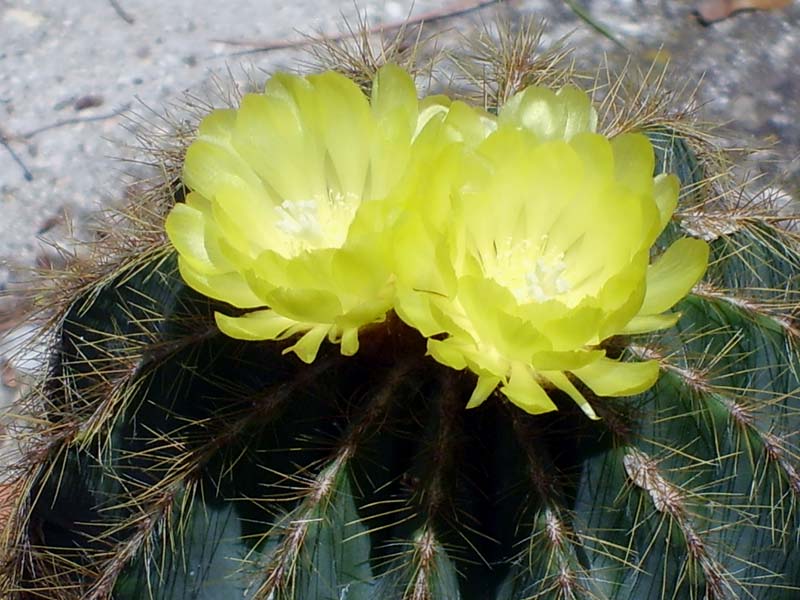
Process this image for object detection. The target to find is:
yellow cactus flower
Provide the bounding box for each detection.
[166,65,432,362]
[394,85,709,417]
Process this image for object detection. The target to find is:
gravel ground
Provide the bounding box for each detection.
[1,0,799,413]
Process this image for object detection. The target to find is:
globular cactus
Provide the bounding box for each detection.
[1,19,799,600]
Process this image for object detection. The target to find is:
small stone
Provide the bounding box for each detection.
[74,95,104,111]
[3,9,45,28]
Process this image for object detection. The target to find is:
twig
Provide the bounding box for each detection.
[108,0,135,25]
[0,134,33,182]
[215,0,501,56]
[561,0,628,50]
[20,104,131,140]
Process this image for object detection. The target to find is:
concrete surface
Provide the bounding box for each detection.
[1,0,799,412]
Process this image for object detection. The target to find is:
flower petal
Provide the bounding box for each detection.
[393,215,456,297]
[394,288,443,337]
[556,86,598,138]
[331,245,389,297]
[338,327,360,356]
[285,325,330,363]
[653,173,679,231]
[540,370,598,419]
[233,84,324,201]
[165,203,217,274]
[572,357,660,397]
[215,309,299,341]
[620,313,681,335]
[639,237,709,315]
[531,349,604,371]
[183,139,262,203]
[427,338,469,371]
[500,363,558,414]
[306,71,373,198]
[264,287,343,324]
[611,133,656,198]
[499,85,596,141]
[371,63,417,136]
[178,259,264,309]
[466,374,502,409]
[196,108,237,142]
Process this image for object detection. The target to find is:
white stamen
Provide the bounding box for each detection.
[275,199,323,240]
[272,190,362,258]
[489,238,573,303]
[522,251,571,301]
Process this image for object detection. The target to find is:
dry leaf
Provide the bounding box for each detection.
[1,360,17,389]
[696,0,792,23]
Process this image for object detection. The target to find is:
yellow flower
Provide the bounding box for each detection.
[166,65,424,362]
[394,85,709,417]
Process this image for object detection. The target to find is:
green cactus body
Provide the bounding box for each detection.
[2,24,799,600]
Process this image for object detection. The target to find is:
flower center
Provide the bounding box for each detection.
[525,254,571,302]
[273,190,360,257]
[488,236,573,303]
[275,199,324,241]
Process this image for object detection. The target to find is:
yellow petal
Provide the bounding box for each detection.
[371,63,417,135]
[183,139,261,204]
[178,258,263,309]
[264,287,343,324]
[429,298,473,341]
[338,327,360,356]
[331,245,389,298]
[196,108,237,142]
[427,338,469,371]
[572,357,660,397]
[494,311,551,360]
[250,249,325,291]
[458,276,516,339]
[393,215,455,297]
[555,86,598,138]
[611,133,655,197]
[285,325,330,363]
[335,300,389,330]
[500,85,596,142]
[499,86,562,139]
[540,370,598,419]
[620,312,681,335]
[595,261,647,339]
[394,288,444,337]
[569,132,614,189]
[215,309,299,341]
[211,180,276,256]
[459,344,512,380]
[233,91,325,201]
[653,173,679,231]
[466,374,502,409]
[443,100,497,146]
[500,363,558,414]
[183,193,247,273]
[639,237,709,315]
[526,301,604,351]
[165,203,218,274]
[414,95,452,139]
[368,64,418,197]
[531,349,604,371]
[306,70,373,197]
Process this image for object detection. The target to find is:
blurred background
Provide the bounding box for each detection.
[1,0,799,410]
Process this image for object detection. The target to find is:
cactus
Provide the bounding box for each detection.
[2,19,799,600]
